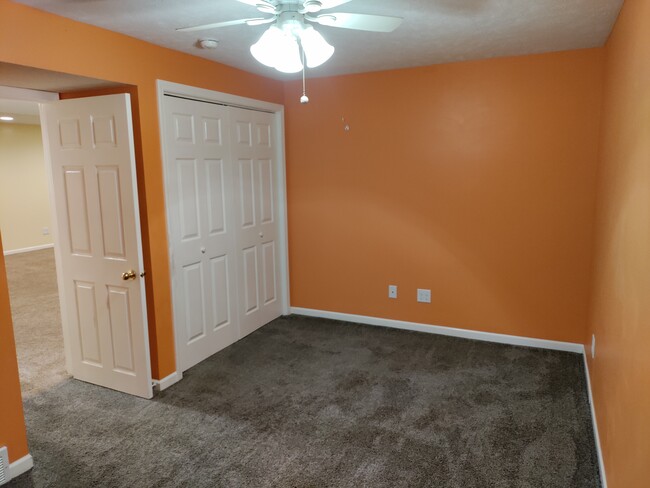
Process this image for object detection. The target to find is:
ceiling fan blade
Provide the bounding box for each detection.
[236,0,276,8]
[246,17,276,26]
[318,0,352,9]
[176,17,270,32]
[310,12,403,32]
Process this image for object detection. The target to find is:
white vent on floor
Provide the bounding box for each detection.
[0,446,9,485]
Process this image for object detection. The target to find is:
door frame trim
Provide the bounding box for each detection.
[156,80,291,384]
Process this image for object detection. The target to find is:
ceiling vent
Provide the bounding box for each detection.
[0,446,10,485]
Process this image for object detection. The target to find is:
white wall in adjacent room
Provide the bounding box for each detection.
[0,123,53,253]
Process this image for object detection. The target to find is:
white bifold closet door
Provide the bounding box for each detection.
[163,96,282,373]
[230,107,281,337]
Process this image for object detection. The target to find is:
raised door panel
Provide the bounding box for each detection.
[210,255,231,329]
[74,281,101,366]
[97,166,126,260]
[106,285,136,374]
[235,121,252,147]
[91,116,117,147]
[242,246,259,314]
[174,113,195,143]
[202,117,222,145]
[261,241,277,306]
[58,118,82,149]
[237,159,256,229]
[206,159,226,235]
[177,159,201,242]
[256,122,271,148]
[258,159,274,225]
[182,262,207,344]
[63,167,92,256]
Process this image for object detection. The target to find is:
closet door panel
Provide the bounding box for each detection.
[163,96,239,372]
[231,108,282,338]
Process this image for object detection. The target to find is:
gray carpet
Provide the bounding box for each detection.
[10,315,600,487]
[5,248,70,397]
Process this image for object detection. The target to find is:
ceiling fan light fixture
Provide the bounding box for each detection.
[250,25,282,67]
[274,36,303,73]
[250,25,303,73]
[299,25,334,68]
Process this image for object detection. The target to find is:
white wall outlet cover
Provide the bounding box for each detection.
[42,227,49,235]
[417,289,431,303]
[388,285,397,299]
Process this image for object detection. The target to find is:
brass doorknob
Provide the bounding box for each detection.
[122,270,137,281]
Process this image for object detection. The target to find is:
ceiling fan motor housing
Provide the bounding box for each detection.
[277,11,306,34]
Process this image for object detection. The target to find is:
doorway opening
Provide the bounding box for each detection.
[0,63,146,403]
[0,104,67,397]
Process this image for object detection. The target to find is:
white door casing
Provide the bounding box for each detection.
[40,94,153,399]
[162,96,239,373]
[230,108,282,337]
[158,81,289,375]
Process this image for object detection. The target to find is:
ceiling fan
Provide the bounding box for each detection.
[177,0,403,75]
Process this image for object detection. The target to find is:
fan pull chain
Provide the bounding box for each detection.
[300,47,309,104]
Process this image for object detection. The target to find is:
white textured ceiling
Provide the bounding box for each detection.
[0,99,40,125]
[14,0,624,79]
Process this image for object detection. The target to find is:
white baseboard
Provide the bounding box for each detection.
[3,243,54,256]
[9,453,33,480]
[583,355,608,487]
[290,307,585,353]
[153,371,182,392]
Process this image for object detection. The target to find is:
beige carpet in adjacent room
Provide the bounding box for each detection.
[5,248,70,397]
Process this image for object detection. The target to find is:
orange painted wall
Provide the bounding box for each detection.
[0,0,284,380]
[284,49,604,343]
[586,0,650,486]
[0,233,29,463]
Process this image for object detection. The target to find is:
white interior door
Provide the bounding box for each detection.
[40,94,152,399]
[231,108,282,337]
[162,96,239,372]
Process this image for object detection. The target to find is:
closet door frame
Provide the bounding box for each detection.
[156,80,290,385]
